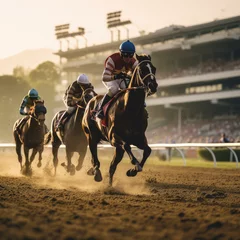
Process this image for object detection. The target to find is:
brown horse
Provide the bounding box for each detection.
[82,54,158,185]
[48,87,97,176]
[13,100,47,175]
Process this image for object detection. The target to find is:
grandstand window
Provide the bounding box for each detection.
[217,84,222,91]
[185,84,222,94]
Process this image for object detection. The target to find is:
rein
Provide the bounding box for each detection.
[74,88,97,107]
[29,114,44,126]
[125,59,155,92]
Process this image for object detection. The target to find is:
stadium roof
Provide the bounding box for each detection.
[55,15,240,59]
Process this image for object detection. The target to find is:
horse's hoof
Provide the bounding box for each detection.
[37,162,42,168]
[76,165,82,171]
[61,162,66,167]
[22,166,33,177]
[126,169,138,177]
[87,167,95,176]
[69,165,75,176]
[94,169,103,182]
[108,181,113,187]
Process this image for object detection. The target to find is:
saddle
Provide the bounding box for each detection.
[55,109,76,137]
[93,91,124,127]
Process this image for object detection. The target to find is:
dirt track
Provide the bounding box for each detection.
[0,153,240,240]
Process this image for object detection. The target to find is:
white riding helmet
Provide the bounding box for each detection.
[77,74,90,84]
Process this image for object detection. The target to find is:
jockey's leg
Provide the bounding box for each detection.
[95,80,120,119]
[15,116,29,133]
[95,93,112,119]
[56,108,74,131]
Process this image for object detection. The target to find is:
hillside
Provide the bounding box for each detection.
[0,48,59,75]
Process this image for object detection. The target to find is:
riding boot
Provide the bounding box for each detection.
[95,94,112,120]
[56,111,71,131]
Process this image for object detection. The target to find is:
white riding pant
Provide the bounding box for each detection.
[103,79,127,97]
[63,100,77,114]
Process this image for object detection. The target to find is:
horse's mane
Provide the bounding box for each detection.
[34,100,44,105]
[136,54,151,62]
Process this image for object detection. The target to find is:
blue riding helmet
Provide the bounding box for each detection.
[119,40,135,54]
[28,88,38,98]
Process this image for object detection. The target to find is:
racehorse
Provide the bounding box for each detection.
[48,87,97,176]
[82,54,158,186]
[13,100,47,175]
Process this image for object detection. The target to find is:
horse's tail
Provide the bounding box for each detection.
[44,131,51,145]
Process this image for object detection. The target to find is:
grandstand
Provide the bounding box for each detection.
[55,15,240,143]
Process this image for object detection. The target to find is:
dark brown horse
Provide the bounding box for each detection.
[48,87,97,176]
[13,100,47,175]
[82,54,158,185]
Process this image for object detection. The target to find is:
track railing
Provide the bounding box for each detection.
[1,143,239,168]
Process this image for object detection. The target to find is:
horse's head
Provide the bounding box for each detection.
[30,100,47,125]
[77,84,97,108]
[132,54,158,96]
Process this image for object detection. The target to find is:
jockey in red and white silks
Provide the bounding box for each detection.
[95,40,138,119]
[102,52,138,95]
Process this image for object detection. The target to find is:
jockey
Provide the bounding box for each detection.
[95,40,138,119]
[15,88,41,133]
[56,74,93,131]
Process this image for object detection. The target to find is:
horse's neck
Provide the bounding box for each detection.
[124,89,145,117]
[27,117,44,130]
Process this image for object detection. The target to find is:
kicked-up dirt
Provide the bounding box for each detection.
[0,153,240,240]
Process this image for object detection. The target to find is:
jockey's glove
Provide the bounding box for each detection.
[113,72,126,80]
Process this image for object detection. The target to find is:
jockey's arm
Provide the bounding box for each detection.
[19,97,28,115]
[102,57,116,82]
[66,83,78,107]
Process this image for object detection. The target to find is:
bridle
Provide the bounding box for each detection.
[29,103,46,125]
[126,59,156,95]
[76,88,97,107]
[135,60,156,84]
[30,111,45,126]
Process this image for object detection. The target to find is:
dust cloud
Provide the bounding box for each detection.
[0,149,152,195]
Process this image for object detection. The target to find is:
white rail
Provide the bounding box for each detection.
[1,143,239,168]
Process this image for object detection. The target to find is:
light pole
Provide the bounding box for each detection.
[106,11,132,42]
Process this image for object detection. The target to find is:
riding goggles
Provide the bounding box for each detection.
[121,52,134,58]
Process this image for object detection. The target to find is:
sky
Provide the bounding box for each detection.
[0,0,240,59]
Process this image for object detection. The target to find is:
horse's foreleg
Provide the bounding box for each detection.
[88,136,102,182]
[37,145,44,168]
[30,148,38,163]
[23,145,30,167]
[109,147,125,186]
[52,141,61,176]
[76,144,87,171]
[15,140,22,169]
[137,136,152,169]
[23,145,32,176]
[125,136,151,177]
[65,148,75,175]
[124,144,142,171]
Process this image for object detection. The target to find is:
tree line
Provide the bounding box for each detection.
[0,61,61,142]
